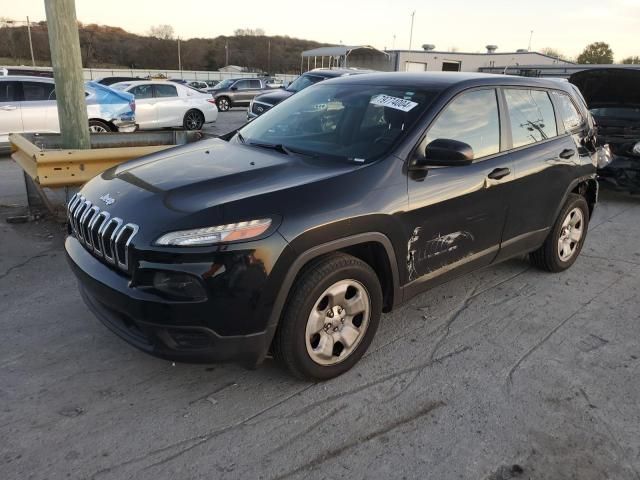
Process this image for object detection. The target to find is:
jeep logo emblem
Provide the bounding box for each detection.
[100,193,115,205]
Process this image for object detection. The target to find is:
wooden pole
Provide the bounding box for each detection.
[44,0,90,149]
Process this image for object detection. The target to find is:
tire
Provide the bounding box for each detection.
[216,97,230,112]
[88,119,112,133]
[530,193,590,272]
[273,252,383,381]
[183,109,204,130]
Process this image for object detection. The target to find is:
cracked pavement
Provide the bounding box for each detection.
[1,148,639,479]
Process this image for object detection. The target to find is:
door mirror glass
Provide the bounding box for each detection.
[414,138,474,168]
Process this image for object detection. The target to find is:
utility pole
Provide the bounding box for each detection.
[44,0,90,149]
[177,38,182,72]
[225,40,229,66]
[409,11,415,50]
[26,16,35,66]
[267,39,271,73]
[392,34,396,50]
[528,30,534,51]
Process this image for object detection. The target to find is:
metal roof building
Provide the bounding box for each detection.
[301,45,390,72]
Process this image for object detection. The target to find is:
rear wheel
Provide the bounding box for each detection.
[88,120,112,133]
[183,109,204,130]
[216,97,230,112]
[273,253,382,381]
[530,193,589,272]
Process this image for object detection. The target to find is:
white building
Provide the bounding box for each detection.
[387,46,573,73]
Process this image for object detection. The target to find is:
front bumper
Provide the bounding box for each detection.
[65,236,275,365]
[113,119,137,133]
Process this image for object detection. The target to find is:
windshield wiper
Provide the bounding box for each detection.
[248,141,291,155]
[236,131,246,144]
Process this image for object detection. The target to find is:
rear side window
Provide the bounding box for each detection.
[154,84,178,98]
[553,91,583,131]
[504,89,557,148]
[129,84,153,99]
[0,81,19,102]
[22,81,55,101]
[425,89,500,159]
[248,80,262,88]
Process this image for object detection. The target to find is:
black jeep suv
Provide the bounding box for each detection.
[66,73,599,380]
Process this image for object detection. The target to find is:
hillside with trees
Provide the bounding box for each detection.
[0,21,329,73]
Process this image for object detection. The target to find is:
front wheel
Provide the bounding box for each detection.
[530,193,590,272]
[273,253,383,381]
[88,119,112,133]
[183,109,204,130]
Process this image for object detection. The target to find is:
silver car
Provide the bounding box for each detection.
[0,76,136,145]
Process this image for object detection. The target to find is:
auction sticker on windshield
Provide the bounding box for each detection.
[370,94,418,112]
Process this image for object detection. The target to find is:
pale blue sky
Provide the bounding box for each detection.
[2,0,639,59]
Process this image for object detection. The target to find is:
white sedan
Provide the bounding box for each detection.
[112,80,218,130]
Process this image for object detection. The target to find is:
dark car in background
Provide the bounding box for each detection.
[96,76,142,86]
[210,77,274,112]
[570,68,640,193]
[65,73,599,380]
[247,68,371,119]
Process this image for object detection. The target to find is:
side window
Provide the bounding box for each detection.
[234,80,250,90]
[553,91,583,132]
[129,84,153,99]
[248,80,261,89]
[154,84,178,98]
[425,89,500,159]
[21,81,56,101]
[0,81,19,102]
[504,89,557,148]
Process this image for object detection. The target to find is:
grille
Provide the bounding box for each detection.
[251,100,273,116]
[67,193,139,273]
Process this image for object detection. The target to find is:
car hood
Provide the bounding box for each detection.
[253,89,294,105]
[86,138,363,219]
[569,68,640,109]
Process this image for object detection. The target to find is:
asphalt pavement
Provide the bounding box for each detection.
[1,110,639,480]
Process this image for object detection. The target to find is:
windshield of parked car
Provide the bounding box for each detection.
[590,106,640,121]
[213,79,236,90]
[238,83,438,162]
[286,74,325,93]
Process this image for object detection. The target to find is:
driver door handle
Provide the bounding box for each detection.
[0,105,17,111]
[487,167,511,180]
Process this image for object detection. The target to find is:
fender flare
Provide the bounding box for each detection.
[256,232,401,364]
[552,174,598,223]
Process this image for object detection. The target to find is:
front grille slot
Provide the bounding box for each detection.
[67,193,139,274]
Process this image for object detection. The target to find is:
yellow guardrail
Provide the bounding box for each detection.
[10,133,175,188]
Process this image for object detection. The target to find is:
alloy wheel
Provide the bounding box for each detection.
[558,207,584,262]
[305,279,371,366]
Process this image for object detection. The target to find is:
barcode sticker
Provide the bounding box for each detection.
[370,94,418,112]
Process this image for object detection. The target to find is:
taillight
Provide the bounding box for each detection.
[130,100,136,113]
[206,99,216,105]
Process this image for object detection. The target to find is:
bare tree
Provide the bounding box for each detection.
[148,24,175,40]
[234,28,265,36]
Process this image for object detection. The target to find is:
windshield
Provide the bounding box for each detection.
[286,74,325,93]
[591,106,640,121]
[213,79,235,90]
[239,83,438,162]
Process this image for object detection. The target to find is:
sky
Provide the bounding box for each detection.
[2,0,639,59]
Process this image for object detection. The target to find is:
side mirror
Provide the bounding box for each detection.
[230,86,238,91]
[412,139,474,169]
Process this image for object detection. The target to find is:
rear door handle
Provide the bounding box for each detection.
[0,105,17,111]
[559,148,575,159]
[487,167,511,180]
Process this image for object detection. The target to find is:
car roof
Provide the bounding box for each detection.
[113,80,183,86]
[307,68,375,78]
[321,71,575,92]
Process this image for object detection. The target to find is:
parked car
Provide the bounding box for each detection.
[248,69,372,119]
[111,80,217,130]
[96,76,142,86]
[188,81,209,92]
[0,76,136,146]
[210,77,274,111]
[570,67,640,193]
[65,72,599,380]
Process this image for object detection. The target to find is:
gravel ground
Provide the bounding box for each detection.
[1,110,639,479]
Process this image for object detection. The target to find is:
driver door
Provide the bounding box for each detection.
[404,88,513,289]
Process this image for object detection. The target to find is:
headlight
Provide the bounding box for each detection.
[155,219,272,246]
[597,144,612,169]
[633,141,640,156]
